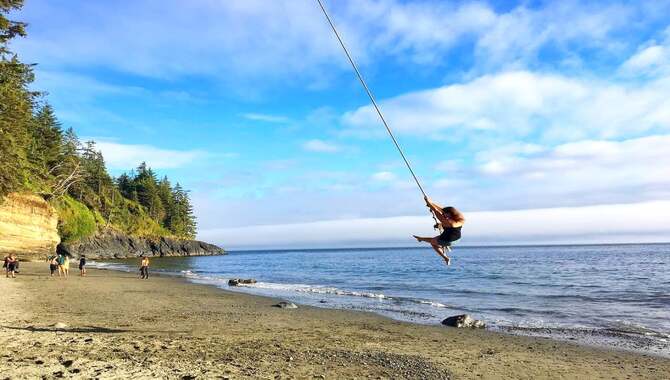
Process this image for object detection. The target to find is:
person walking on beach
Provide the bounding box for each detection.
[413,196,465,266]
[5,254,18,278]
[63,255,70,277]
[139,256,150,279]
[48,255,59,277]
[57,254,69,278]
[79,255,87,277]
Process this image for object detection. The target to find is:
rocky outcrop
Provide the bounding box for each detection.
[57,229,224,259]
[0,193,60,260]
[441,314,486,329]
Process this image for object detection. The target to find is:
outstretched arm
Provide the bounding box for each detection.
[424,196,444,215]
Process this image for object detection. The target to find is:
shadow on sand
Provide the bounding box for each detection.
[3,325,130,334]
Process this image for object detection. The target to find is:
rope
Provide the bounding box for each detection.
[316,0,427,198]
[315,0,440,229]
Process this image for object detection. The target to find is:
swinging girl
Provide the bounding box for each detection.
[413,196,465,266]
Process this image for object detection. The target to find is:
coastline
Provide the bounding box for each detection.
[1,263,668,379]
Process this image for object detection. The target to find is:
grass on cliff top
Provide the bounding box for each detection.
[53,196,97,243]
[53,195,170,243]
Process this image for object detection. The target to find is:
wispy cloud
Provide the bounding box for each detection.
[94,140,205,170]
[302,139,341,153]
[343,70,670,142]
[13,0,666,82]
[619,26,670,77]
[371,171,397,182]
[242,113,291,124]
[198,200,670,248]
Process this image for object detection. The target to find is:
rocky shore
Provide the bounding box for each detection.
[57,229,224,259]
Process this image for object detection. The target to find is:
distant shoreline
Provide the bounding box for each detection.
[225,240,670,253]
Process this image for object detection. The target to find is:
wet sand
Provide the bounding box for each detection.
[1,262,668,379]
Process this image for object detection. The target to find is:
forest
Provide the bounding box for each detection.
[0,0,197,241]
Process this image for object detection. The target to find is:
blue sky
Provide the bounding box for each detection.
[10,0,670,248]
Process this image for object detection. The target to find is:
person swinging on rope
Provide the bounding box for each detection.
[413,196,465,266]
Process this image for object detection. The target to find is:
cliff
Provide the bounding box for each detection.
[1,192,224,260]
[0,193,60,260]
[57,229,225,259]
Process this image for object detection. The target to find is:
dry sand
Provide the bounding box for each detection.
[1,262,668,379]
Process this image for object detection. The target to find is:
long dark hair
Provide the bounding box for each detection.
[442,206,465,223]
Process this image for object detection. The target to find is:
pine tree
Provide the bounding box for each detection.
[29,103,63,172]
[0,1,33,196]
[0,0,201,240]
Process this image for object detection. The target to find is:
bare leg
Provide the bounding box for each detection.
[430,244,450,266]
[413,235,433,243]
[414,235,451,266]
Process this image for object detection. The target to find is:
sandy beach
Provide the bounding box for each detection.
[1,262,668,379]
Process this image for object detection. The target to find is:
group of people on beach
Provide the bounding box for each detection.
[46,253,86,278]
[3,252,151,279]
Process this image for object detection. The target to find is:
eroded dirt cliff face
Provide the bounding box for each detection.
[0,193,60,260]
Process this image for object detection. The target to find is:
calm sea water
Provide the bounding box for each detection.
[93,244,670,356]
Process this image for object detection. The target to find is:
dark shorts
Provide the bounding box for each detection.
[7,263,17,271]
[437,230,461,247]
[50,264,58,273]
[79,265,85,270]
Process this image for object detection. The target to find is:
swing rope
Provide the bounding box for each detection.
[315,0,440,228]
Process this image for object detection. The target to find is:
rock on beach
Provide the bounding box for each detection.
[228,278,257,286]
[442,314,486,329]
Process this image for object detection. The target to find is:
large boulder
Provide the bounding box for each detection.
[228,278,257,286]
[441,314,486,329]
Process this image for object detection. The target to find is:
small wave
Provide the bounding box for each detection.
[179,272,454,309]
[88,261,133,273]
[249,281,391,299]
[418,300,448,308]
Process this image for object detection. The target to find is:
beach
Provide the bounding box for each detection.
[0,262,667,379]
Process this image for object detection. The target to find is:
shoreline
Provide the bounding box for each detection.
[1,262,669,379]
[91,257,670,359]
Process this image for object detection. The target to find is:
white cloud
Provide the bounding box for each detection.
[94,140,204,170]
[242,113,291,123]
[13,0,666,82]
[371,171,397,181]
[302,139,341,153]
[476,135,670,184]
[473,1,633,68]
[620,27,670,77]
[621,46,667,72]
[430,134,670,211]
[198,200,670,249]
[343,70,670,142]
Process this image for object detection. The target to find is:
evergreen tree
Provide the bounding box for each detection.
[0,0,32,196]
[169,183,196,239]
[0,1,199,240]
[29,103,63,172]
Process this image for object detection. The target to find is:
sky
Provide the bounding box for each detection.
[9,0,670,249]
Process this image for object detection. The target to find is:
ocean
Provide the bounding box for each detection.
[92,243,670,357]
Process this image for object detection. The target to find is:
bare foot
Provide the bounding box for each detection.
[412,235,421,242]
[444,256,451,266]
